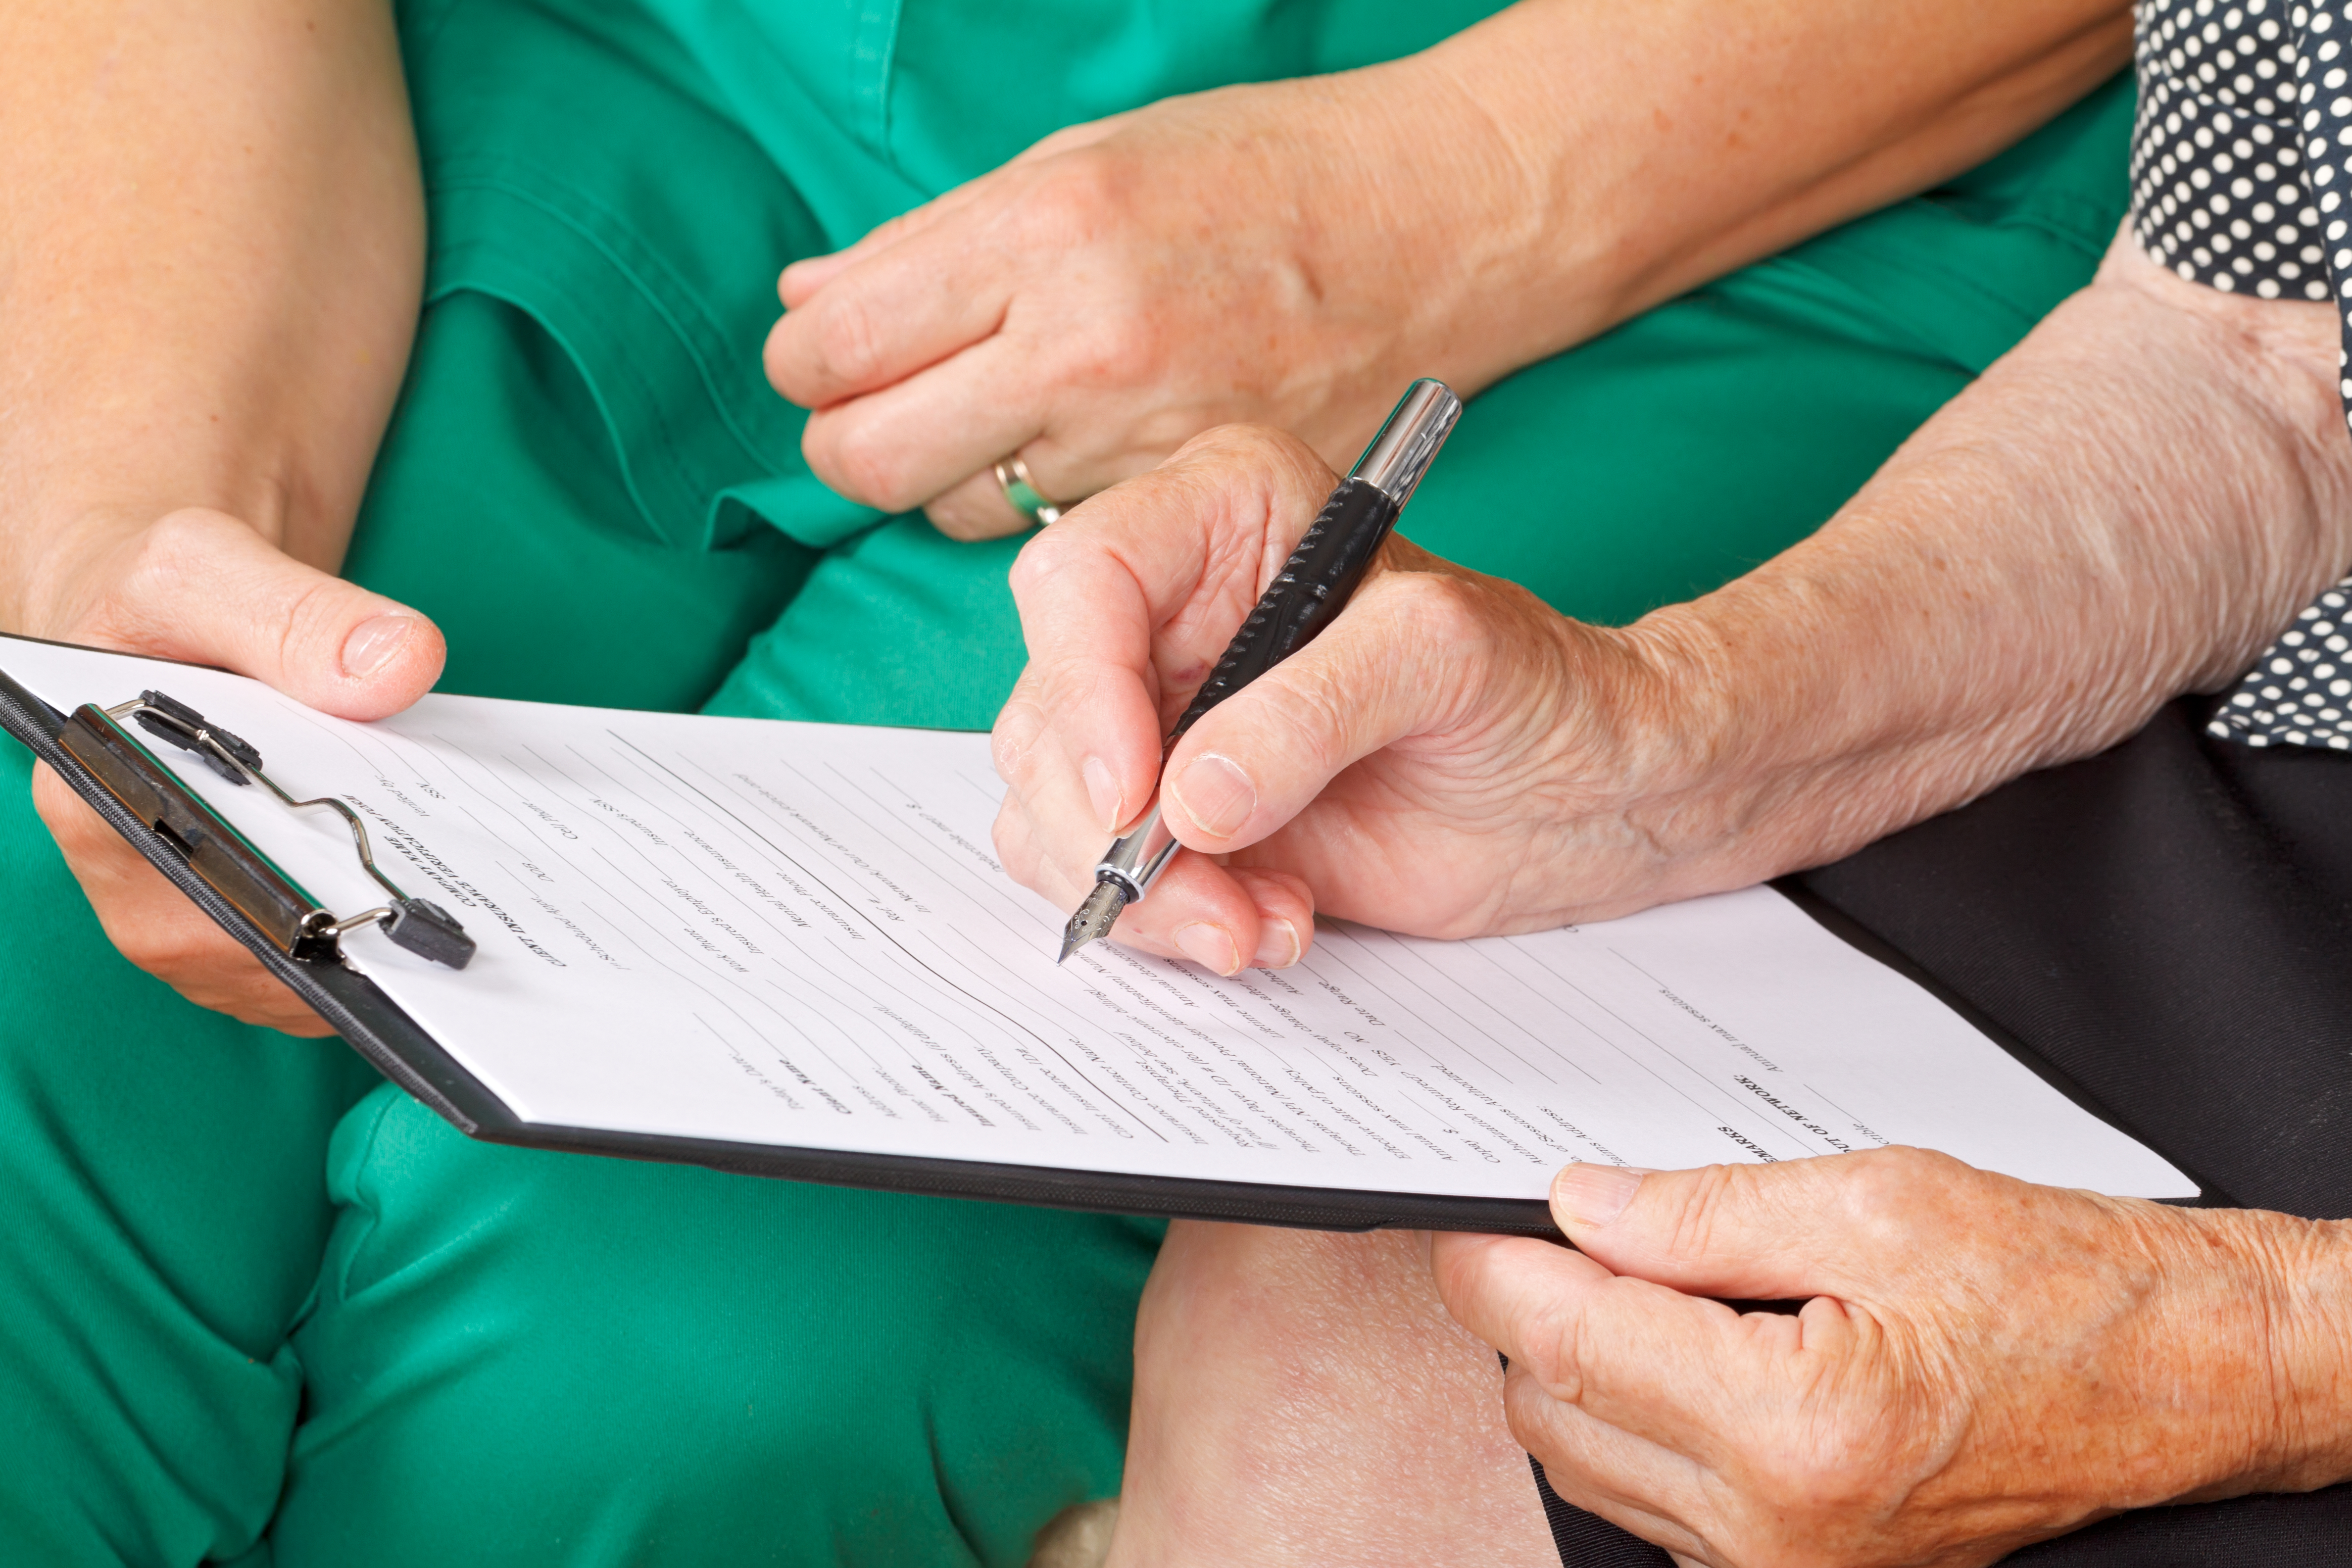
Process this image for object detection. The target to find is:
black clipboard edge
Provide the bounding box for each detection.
[0,660,1560,1238]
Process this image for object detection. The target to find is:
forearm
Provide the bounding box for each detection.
[1374,0,2131,389]
[0,0,422,633]
[1627,237,2352,883]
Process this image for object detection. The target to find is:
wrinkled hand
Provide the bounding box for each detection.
[18,507,444,1034]
[989,425,1752,975]
[1431,1152,2352,1568]
[764,66,1522,541]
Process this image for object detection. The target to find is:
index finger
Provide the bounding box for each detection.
[765,176,1021,409]
[778,113,1131,306]
[1005,425,1340,830]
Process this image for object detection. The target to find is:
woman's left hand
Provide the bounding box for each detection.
[762,0,2136,541]
[1430,1150,2352,1567]
[762,64,1525,540]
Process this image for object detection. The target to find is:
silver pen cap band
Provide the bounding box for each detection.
[1348,378,1463,507]
[1094,801,1179,903]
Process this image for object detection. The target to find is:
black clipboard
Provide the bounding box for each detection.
[0,641,2216,1237]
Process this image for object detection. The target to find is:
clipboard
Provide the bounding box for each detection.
[0,640,2218,1235]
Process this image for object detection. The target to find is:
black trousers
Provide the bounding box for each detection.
[1539,697,2352,1566]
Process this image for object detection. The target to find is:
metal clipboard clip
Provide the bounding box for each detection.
[54,689,475,970]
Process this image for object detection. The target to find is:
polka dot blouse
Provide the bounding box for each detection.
[2131,0,2352,749]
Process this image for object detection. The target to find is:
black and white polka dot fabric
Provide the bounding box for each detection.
[2131,0,2352,749]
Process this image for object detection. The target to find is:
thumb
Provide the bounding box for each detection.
[79,507,444,721]
[1551,1157,1873,1304]
[1156,562,1483,852]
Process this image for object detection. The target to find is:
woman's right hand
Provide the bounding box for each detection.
[990,239,2352,979]
[987,425,1796,977]
[19,507,444,1035]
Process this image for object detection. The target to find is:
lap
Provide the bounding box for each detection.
[0,743,378,1568]
[272,1086,1156,1568]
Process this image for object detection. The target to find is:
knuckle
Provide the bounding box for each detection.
[1835,1145,1960,1223]
[819,421,920,512]
[991,702,1044,785]
[1531,1301,1593,1406]
[989,810,1039,887]
[1390,570,1489,647]
[132,507,240,592]
[809,295,888,389]
[1058,313,1160,390]
[95,509,245,641]
[1663,1163,1748,1259]
[1255,666,1355,781]
[102,907,225,980]
[1177,422,1313,471]
[1006,523,1086,601]
[1741,1442,1891,1538]
[140,505,217,562]
[125,928,206,977]
[1020,151,1122,242]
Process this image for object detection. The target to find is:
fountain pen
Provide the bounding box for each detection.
[1057,377,1464,963]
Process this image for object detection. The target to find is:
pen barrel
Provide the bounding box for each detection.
[1164,477,1400,746]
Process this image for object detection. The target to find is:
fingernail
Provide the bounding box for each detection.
[1251,917,1301,969]
[341,615,413,681]
[1081,755,1124,833]
[1554,1164,1652,1228]
[1170,753,1256,840]
[1173,922,1241,976]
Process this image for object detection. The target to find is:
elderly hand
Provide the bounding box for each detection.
[991,237,2352,976]
[1429,1153,2352,1566]
[987,425,1776,976]
[23,508,444,1035]
[765,0,2133,540]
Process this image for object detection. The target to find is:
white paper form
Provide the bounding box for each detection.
[5,637,2197,1201]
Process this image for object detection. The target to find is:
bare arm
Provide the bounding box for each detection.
[1,0,426,612]
[1,0,443,1031]
[770,0,2133,538]
[1631,235,2352,898]
[991,234,2352,966]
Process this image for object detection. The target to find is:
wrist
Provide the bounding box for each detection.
[2213,1209,2352,1495]
[1597,592,1932,894]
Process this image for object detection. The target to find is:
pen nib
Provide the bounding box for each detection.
[1058,880,1129,963]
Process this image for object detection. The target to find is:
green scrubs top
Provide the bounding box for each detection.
[0,0,2136,1561]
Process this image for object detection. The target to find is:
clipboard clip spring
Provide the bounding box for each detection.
[103,690,476,970]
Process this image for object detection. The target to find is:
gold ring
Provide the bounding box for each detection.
[993,454,1066,526]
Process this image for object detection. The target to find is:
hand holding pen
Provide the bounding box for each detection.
[990,387,1722,976]
[1052,381,1462,961]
